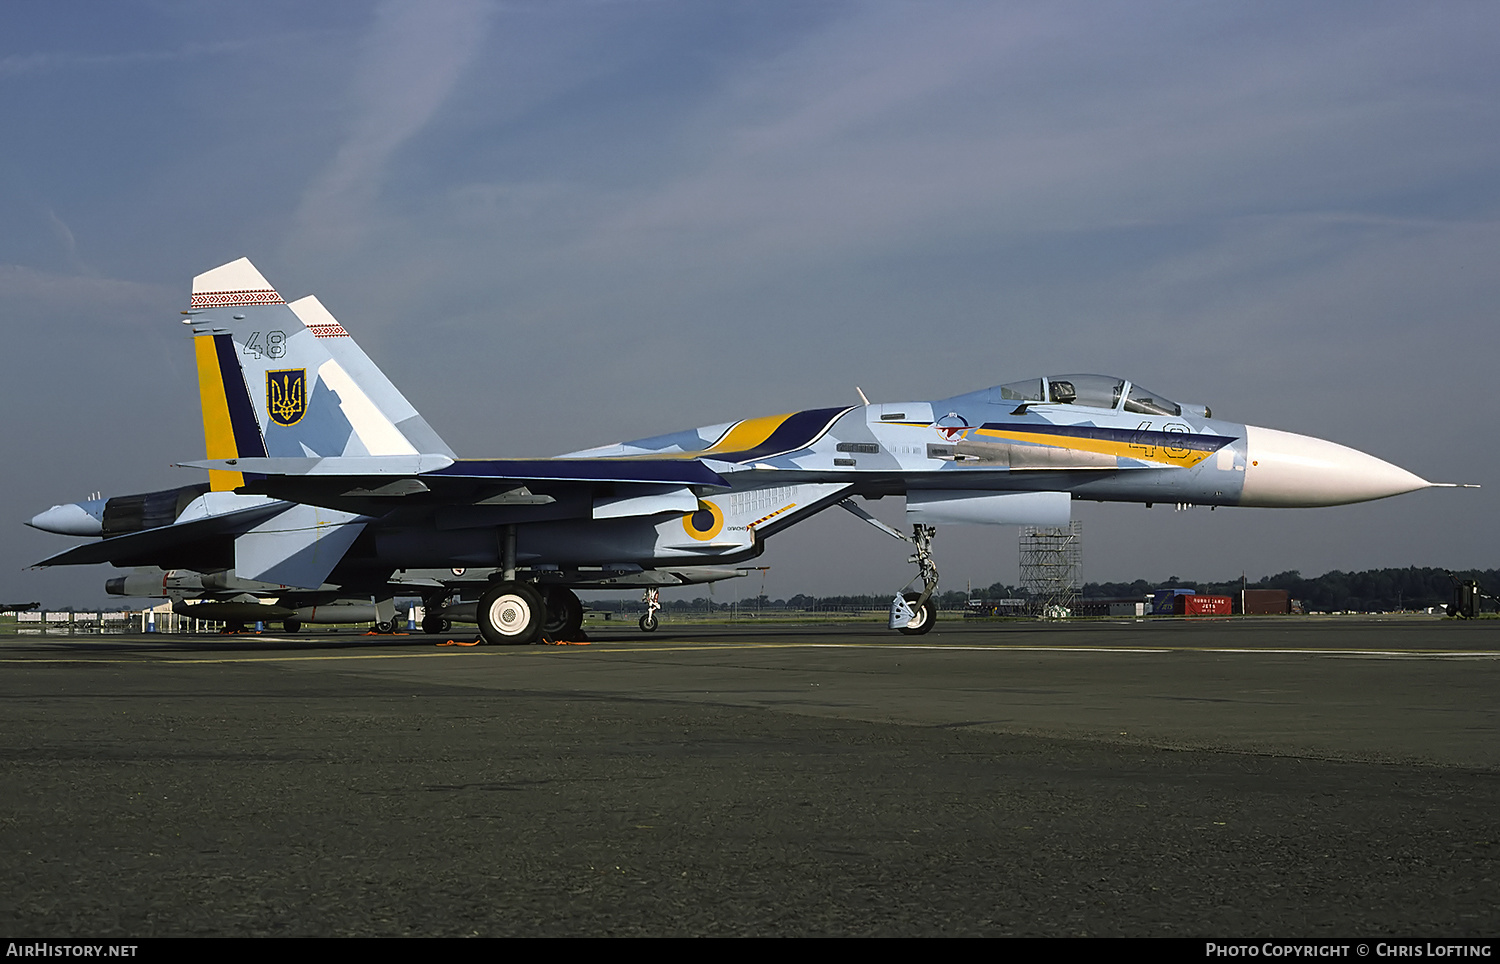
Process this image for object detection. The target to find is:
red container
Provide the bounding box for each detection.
[1242,589,1291,615]
[1176,594,1233,616]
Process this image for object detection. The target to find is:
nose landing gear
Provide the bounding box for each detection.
[888,524,938,635]
[640,587,661,632]
[838,499,939,635]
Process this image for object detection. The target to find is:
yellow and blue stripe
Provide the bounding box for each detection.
[696,407,854,463]
[193,333,267,491]
[974,422,1232,468]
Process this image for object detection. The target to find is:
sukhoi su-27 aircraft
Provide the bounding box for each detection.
[28,259,1466,642]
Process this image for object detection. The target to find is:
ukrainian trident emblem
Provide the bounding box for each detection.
[267,369,307,426]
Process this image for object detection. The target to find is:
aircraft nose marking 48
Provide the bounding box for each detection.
[26,259,1470,641]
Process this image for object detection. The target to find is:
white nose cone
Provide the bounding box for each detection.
[1240,426,1432,507]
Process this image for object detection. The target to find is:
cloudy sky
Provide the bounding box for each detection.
[4,0,1496,607]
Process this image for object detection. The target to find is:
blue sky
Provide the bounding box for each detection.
[4,1,1497,606]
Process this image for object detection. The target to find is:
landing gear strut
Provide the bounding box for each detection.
[639,587,661,632]
[889,524,938,635]
[838,499,939,636]
[474,524,548,645]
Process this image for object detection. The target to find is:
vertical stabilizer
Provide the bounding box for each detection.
[191,258,284,309]
[191,260,276,491]
[184,259,450,482]
[287,296,454,458]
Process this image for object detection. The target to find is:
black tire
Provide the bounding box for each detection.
[897,592,936,636]
[422,614,450,635]
[540,587,584,641]
[639,612,658,632]
[373,620,395,634]
[283,618,302,634]
[477,582,545,645]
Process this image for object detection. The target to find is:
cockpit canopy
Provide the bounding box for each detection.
[996,374,1202,417]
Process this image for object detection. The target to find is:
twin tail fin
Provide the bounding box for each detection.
[187,258,452,493]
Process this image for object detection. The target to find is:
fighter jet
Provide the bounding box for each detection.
[29,258,1463,642]
[27,266,748,636]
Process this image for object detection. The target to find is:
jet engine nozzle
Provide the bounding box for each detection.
[1240,426,1432,507]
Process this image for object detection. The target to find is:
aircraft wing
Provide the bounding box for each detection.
[177,456,731,521]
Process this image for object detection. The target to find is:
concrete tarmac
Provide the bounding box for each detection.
[1,616,1496,937]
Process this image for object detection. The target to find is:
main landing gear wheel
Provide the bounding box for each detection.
[639,613,658,632]
[477,581,545,645]
[283,618,302,634]
[540,587,584,641]
[422,614,451,635]
[897,591,936,636]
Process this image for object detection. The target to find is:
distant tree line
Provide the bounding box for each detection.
[1077,567,1498,613]
[590,566,1496,614]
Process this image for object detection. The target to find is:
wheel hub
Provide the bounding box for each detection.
[491,597,529,633]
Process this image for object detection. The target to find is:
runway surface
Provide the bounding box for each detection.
[2,617,1496,936]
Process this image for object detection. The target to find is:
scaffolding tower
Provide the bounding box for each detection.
[1019,521,1082,617]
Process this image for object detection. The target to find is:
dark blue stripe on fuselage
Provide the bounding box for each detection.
[214,334,268,458]
[978,422,1234,453]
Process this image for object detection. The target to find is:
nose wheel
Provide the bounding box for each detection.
[894,590,936,635]
[889,525,938,635]
[640,587,661,632]
[838,501,940,635]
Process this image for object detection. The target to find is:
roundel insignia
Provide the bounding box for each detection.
[933,412,971,442]
[681,500,725,541]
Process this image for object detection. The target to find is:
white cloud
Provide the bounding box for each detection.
[287,0,492,253]
[0,263,171,318]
